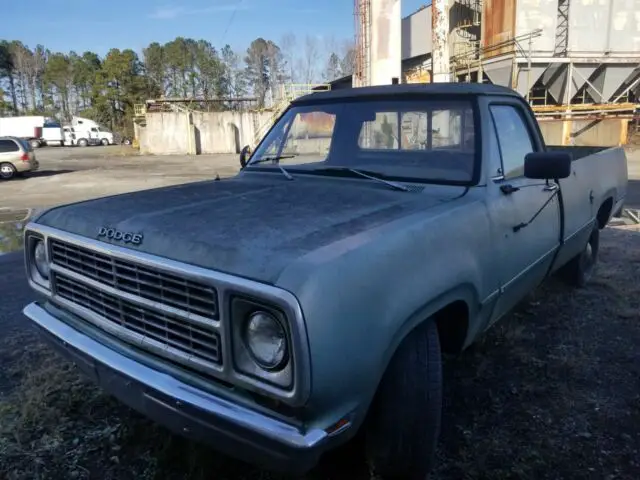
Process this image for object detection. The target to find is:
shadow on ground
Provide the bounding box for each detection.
[625,179,640,210]
[21,169,75,180]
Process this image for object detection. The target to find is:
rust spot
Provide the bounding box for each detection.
[482,0,516,58]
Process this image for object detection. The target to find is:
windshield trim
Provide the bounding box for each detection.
[246,93,483,187]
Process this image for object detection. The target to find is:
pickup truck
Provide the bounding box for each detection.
[22,83,628,479]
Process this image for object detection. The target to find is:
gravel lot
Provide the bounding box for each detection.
[0,145,241,210]
[0,145,639,480]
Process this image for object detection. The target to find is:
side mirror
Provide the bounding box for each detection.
[239,145,251,168]
[524,152,571,180]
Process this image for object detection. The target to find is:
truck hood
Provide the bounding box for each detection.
[35,175,460,283]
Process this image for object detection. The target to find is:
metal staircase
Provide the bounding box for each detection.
[250,83,330,149]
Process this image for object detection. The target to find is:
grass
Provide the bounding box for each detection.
[1,225,639,480]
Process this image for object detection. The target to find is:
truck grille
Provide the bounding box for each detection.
[53,274,222,371]
[50,239,218,321]
[49,238,223,375]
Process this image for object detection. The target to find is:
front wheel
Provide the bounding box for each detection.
[364,320,443,479]
[101,138,109,146]
[29,139,40,149]
[77,138,88,147]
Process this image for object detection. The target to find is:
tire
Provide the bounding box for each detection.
[30,139,40,149]
[77,138,88,147]
[101,138,109,146]
[559,222,599,288]
[364,320,443,479]
[0,162,17,180]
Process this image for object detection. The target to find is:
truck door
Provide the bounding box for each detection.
[484,101,562,325]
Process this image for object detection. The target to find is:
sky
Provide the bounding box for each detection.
[3,0,429,57]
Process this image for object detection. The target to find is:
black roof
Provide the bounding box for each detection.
[292,82,522,105]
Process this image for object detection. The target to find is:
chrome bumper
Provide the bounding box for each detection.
[23,302,330,473]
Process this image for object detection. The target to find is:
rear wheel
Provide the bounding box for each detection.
[29,139,40,149]
[364,320,443,479]
[559,222,599,287]
[0,162,17,180]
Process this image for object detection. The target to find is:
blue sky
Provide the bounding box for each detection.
[3,0,428,57]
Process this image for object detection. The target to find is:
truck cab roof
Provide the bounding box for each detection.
[292,83,523,105]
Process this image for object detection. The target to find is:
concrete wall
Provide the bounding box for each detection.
[402,6,432,59]
[138,111,272,155]
[537,117,629,146]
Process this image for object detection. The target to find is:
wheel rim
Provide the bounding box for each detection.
[0,165,14,177]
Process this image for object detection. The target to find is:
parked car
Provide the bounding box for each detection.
[21,83,628,479]
[0,136,39,180]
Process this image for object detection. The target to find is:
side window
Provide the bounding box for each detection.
[358,112,399,149]
[0,139,19,153]
[489,105,535,179]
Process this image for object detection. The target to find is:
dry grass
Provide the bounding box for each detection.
[1,225,639,480]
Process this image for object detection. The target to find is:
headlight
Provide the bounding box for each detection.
[244,311,288,370]
[33,240,50,279]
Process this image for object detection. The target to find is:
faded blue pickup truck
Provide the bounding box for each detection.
[22,84,627,478]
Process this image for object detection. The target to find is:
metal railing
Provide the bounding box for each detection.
[134,104,146,117]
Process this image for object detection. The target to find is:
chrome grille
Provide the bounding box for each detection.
[49,239,218,320]
[54,274,222,370]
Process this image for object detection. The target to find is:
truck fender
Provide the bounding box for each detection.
[368,284,478,401]
[595,190,616,228]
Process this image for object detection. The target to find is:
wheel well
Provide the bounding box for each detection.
[434,300,469,354]
[596,198,613,229]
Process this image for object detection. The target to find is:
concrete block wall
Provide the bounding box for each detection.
[138,111,273,155]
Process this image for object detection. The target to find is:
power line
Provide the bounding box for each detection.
[220,0,244,46]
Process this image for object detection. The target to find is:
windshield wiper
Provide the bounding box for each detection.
[314,167,409,192]
[248,155,296,180]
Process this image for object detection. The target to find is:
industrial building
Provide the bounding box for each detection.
[343,0,640,110]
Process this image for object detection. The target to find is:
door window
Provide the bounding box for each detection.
[489,105,535,179]
[0,139,19,153]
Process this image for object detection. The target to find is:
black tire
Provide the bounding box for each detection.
[0,162,17,180]
[101,138,109,146]
[364,320,442,479]
[77,138,88,147]
[559,222,599,288]
[29,139,40,149]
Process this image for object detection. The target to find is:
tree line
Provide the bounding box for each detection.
[0,35,355,137]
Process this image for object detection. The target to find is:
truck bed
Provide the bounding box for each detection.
[546,145,610,161]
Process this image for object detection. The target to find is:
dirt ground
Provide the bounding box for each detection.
[0,146,639,479]
[0,224,638,480]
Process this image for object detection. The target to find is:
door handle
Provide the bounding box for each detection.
[543,183,559,192]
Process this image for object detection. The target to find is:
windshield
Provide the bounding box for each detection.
[246,97,478,185]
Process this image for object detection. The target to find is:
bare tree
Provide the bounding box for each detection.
[302,35,319,84]
[340,39,356,76]
[279,33,297,84]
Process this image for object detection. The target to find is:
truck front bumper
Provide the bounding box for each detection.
[22,302,333,474]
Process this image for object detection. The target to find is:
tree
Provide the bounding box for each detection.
[43,52,73,117]
[0,41,17,113]
[324,52,342,82]
[340,41,356,76]
[244,38,270,107]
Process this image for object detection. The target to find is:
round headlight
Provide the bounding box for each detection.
[244,311,287,370]
[33,240,50,279]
